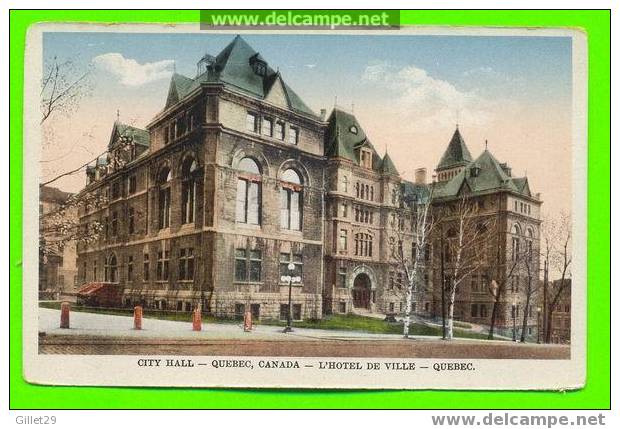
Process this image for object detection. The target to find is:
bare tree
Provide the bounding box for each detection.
[541,213,572,343]
[390,187,435,338]
[41,56,92,124]
[441,195,494,340]
[519,244,541,342]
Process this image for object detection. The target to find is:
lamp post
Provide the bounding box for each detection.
[512,301,517,342]
[536,306,542,344]
[282,262,296,333]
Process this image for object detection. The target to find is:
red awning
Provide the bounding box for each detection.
[78,282,113,296]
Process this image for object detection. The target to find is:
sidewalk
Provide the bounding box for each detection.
[38,308,510,343]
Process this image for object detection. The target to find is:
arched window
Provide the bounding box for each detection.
[342,176,348,193]
[236,157,261,225]
[181,158,199,224]
[280,168,302,230]
[158,167,172,229]
[104,254,118,283]
[526,228,534,260]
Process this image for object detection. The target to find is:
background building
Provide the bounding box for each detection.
[39,185,78,301]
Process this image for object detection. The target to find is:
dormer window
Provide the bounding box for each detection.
[470,166,481,177]
[360,148,373,169]
[250,54,267,77]
[349,125,358,134]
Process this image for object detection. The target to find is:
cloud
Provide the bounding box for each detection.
[361,61,499,129]
[93,53,174,86]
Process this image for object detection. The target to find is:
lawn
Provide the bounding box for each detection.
[38,302,490,340]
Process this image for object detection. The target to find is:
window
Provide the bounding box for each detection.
[360,148,372,168]
[246,112,259,133]
[262,117,273,137]
[235,303,246,320]
[104,254,118,283]
[339,302,347,313]
[275,121,285,140]
[163,126,169,145]
[111,181,120,200]
[156,245,170,281]
[338,264,347,288]
[93,260,97,281]
[158,168,172,229]
[280,304,302,321]
[181,158,198,224]
[178,248,195,281]
[127,256,133,282]
[341,203,348,217]
[234,249,247,282]
[480,304,488,318]
[111,211,118,236]
[471,304,478,317]
[143,253,150,281]
[339,229,348,251]
[128,175,137,194]
[82,261,87,282]
[280,251,303,279]
[349,125,358,134]
[280,169,302,231]
[471,274,479,292]
[288,126,299,145]
[128,207,135,234]
[236,158,261,225]
[342,176,348,192]
[354,233,373,257]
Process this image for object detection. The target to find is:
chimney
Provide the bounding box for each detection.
[320,109,326,121]
[415,168,427,184]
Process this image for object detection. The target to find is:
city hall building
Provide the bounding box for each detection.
[76,35,541,329]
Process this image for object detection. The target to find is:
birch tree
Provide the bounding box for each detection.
[41,56,92,124]
[390,186,435,338]
[442,195,494,340]
[519,244,541,343]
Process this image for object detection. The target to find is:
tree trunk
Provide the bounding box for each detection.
[488,292,500,340]
[520,294,531,343]
[403,282,413,338]
[446,290,456,340]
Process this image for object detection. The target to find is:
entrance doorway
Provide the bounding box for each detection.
[352,273,372,309]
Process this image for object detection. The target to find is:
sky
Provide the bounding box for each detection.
[41,32,572,218]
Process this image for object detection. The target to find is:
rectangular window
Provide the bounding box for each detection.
[339,302,347,313]
[339,229,348,251]
[111,211,118,236]
[338,265,347,288]
[179,248,195,281]
[143,253,150,281]
[182,180,195,224]
[157,248,169,281]
[471,304,478,317]
[128,176,137,194]
[288,127,299,145]
[249,250,262,282]
[163,126,169,144]
[128,207,135,234]
[279,252,303,279]
[341,203,348,217]
[279,304,302,321]
[275,121,285,140]
[262,117,273,137]
[234,249,247,282]
[246,112,258,133]
[235,303,245,320]
[111,182,120,200]
[93,260,97,281]
[127,256,133,282]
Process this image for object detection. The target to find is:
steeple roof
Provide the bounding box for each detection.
[433,149,536,199]
[380,152,399,176]
[437,127,473,170]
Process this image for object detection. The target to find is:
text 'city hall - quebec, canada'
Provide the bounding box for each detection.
[75,35,541,336]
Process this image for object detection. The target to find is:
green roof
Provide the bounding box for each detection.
[380,153,399,175]
[401,180,431,204]
[434,149,532,199]
[437,127,473,170]
[164,35,317,118]
[108,121,150,149]
[325,108,382,170]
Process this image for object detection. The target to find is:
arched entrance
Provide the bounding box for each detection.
[352,273,372,309]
